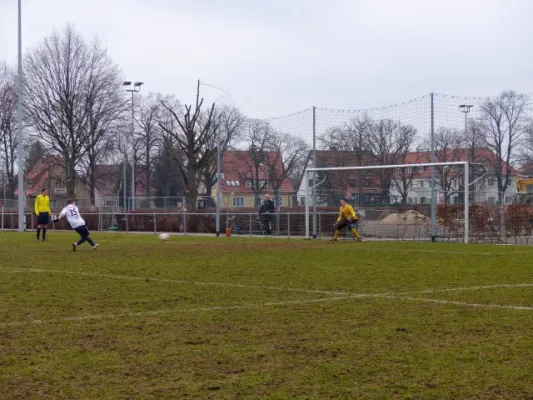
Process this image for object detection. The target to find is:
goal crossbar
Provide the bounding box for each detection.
[306,161,467,172]
[303,161,470,243]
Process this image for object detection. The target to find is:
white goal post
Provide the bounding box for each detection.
[303,161,473,243]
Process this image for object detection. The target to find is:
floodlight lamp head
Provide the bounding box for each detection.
[134,82,144,88]
[123,81,132,86]
[459,104,473,113]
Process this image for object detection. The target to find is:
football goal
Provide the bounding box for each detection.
[302,161,488,243]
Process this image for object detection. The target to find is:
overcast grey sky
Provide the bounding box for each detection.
[0,0,531,118]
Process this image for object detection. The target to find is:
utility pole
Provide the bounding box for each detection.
[17,0,25,232]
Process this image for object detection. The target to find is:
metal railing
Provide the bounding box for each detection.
[2,207,532,244]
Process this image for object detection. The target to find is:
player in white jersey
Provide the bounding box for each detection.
[53,199,98,251]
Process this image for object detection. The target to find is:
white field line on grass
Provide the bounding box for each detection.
[3,266,533,299]
[0,294,378,327]
[2,267,533,327]
[419,283,533,294]
[0,266,352,296]
[373,294,533,312]
[3,290,533,328]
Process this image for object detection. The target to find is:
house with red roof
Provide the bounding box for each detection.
[16,157,155,210]
[389,147,521,205]
[14,155,92,210]
[211,150,296,208]
[94,164,154,208]
[296,150,384,207]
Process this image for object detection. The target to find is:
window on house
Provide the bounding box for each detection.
[394,168,401,173]
[418,166,425,172]
[407,167,413,173]
[232,197,244,207]
[488,196,496,204]
[408,197,413,204]
[488,178,495,187]
[420,196,427,204]
[420,180,424,188]
[245,180,252,188]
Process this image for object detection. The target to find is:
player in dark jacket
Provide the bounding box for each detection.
[258,194,275,237]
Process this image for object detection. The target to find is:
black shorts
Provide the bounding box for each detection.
[75,225,90,238]
[37,212,50,225]
[337,219,357,230]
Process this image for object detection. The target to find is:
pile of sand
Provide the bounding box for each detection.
[379,210,429,225]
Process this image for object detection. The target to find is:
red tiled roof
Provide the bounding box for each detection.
[401,147,519,178]
[15,155,62,196]
[219,150,294,193]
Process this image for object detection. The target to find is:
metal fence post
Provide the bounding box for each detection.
[287,213,290,238]
[1,206,3,231]
[500,192,506,244]
[183,211,187,235]
[249,213,252,237]
[154,212,157,234]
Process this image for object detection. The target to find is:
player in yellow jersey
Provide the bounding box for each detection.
[331,197,362,241]
[35,188,51,241]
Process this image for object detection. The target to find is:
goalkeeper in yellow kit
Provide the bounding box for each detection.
[331,197,362,241]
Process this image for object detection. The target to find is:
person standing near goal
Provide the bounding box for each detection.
[35,188,51,242]
[53,199,98,251]
[331,197,362,241]
[258,193,275,237]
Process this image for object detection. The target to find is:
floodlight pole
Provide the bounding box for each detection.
[124,81,143,211]
[17,0,25,232]
[459,105,473,163]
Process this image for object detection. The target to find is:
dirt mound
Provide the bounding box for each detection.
[379,210,429,225]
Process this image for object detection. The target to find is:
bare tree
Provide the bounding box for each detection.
[391,150,423,205]
[264,131,308,206]
[237,119,274,206]
[24,139,48,173]
[0,63,18,198]
[479,90,531,202]
[23,25,125,199]
[199,105,245,198]
[134,93,168,200]
[364,119,417,203]
[423,127,464,204]
[319,117,373,201]
[158,83,219,211]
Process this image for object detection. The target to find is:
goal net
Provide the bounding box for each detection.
[302,161,485,243]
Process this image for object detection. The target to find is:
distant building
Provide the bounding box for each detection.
[211,150,295,208]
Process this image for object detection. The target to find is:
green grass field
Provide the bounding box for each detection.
[1,232,533,399]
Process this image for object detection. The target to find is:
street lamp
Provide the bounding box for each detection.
[459,104,473,162]
[123,81,143,211]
